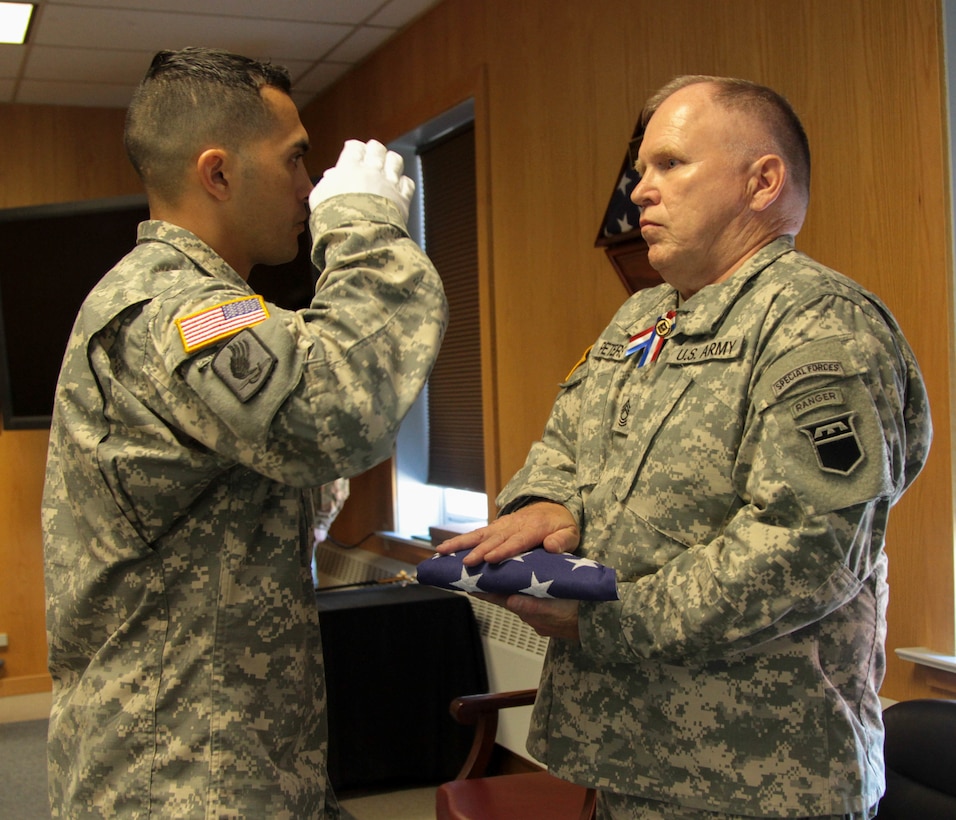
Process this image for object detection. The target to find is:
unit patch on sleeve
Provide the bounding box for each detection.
[565,345,593,381]
[211,329,277,402]
[798,412,864,475]
[771,360,845,398]
[176,295,269,353]
[789,388,845,419]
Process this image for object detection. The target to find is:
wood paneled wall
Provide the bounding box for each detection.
[0,104,142,696]
[303,0,955,702]
[0,0,952,703]
[0,104,140,209]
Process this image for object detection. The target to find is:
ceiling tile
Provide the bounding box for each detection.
[293,61,352,94]
[369,0,439,27]
[274,58,317,80]
[0,44,25,77]
[47,0,391,25]
[325,25,395,63]
[17,79,140,108]
[24,46,153,84]
[2,0,442,108]
[34,6,354,62]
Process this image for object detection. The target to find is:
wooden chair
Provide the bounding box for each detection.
[435,688,597,820]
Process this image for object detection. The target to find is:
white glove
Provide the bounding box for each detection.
[309,139,415,222]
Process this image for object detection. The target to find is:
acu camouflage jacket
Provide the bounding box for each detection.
[42,194,446,819]
[499,237,931,817]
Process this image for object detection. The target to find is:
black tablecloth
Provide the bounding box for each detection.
[316,583,488,791]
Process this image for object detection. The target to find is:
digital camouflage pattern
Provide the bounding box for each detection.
[498,237,931,817]
[308,478,350,544]
[42,193,447,819]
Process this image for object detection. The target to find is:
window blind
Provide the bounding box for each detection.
[419,123,484,492]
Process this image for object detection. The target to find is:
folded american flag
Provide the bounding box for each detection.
[416,547,619,601]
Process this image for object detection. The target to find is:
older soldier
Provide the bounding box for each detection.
[42,48,446,818]
[438,76,931,819]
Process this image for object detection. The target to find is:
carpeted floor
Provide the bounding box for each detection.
[0,719,51,819]
[338,786,435,819]
[0,718,434,820]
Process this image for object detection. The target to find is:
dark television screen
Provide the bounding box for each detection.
[0,195,316,430]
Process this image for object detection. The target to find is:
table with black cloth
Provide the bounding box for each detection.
[316,582,488,791]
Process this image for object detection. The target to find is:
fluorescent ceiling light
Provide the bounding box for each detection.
[0,2,34,45]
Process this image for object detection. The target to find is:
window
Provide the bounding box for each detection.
[390,101,488,540]
[419,122,483,492]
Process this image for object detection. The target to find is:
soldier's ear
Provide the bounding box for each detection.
[747,154,785,212]
[196,148,232,202]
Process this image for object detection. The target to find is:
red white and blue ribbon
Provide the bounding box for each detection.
[625,310,677,367]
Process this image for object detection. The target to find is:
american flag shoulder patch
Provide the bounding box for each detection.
[176,295,269,353]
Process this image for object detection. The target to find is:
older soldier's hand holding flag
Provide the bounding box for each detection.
[424,501,598,641]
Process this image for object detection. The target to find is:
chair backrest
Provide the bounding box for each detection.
[437,688,596,820]
[876,698,956,819]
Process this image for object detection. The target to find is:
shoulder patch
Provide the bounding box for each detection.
[565,345,593,381]
[789,387,845,419]
[798,412,864,475]
[211,329,277,402]
[771,360,846,398]
[176,295,269,353]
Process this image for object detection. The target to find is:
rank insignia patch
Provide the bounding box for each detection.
[212,329,277,402]
[799,412,864,475]
[176,295,269,353]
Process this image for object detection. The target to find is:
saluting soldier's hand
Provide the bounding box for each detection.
[309,139,414,221]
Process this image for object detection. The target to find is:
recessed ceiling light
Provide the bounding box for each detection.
[0,2,34,45]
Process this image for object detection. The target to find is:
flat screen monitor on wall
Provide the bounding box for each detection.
[0,195,316,430]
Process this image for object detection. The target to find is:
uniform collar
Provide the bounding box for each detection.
[136,220,248,290]
[674,235,796,338]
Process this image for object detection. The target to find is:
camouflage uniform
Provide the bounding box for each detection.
[42,194,447,819]
[498,237,931,817]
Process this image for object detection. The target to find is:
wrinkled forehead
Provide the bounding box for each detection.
[629,85,755,168]
[628,90,708,167]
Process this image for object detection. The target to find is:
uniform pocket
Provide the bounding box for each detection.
[615,369,744,547]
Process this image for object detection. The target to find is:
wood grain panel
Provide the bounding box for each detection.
[0,103,142,696]
[0,430,50,695]
[0,103,141,209]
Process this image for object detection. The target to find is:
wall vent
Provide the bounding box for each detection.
[314,540,413,588]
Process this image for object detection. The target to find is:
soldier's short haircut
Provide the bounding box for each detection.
[124,47,293,204]
[639,75,811,204]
